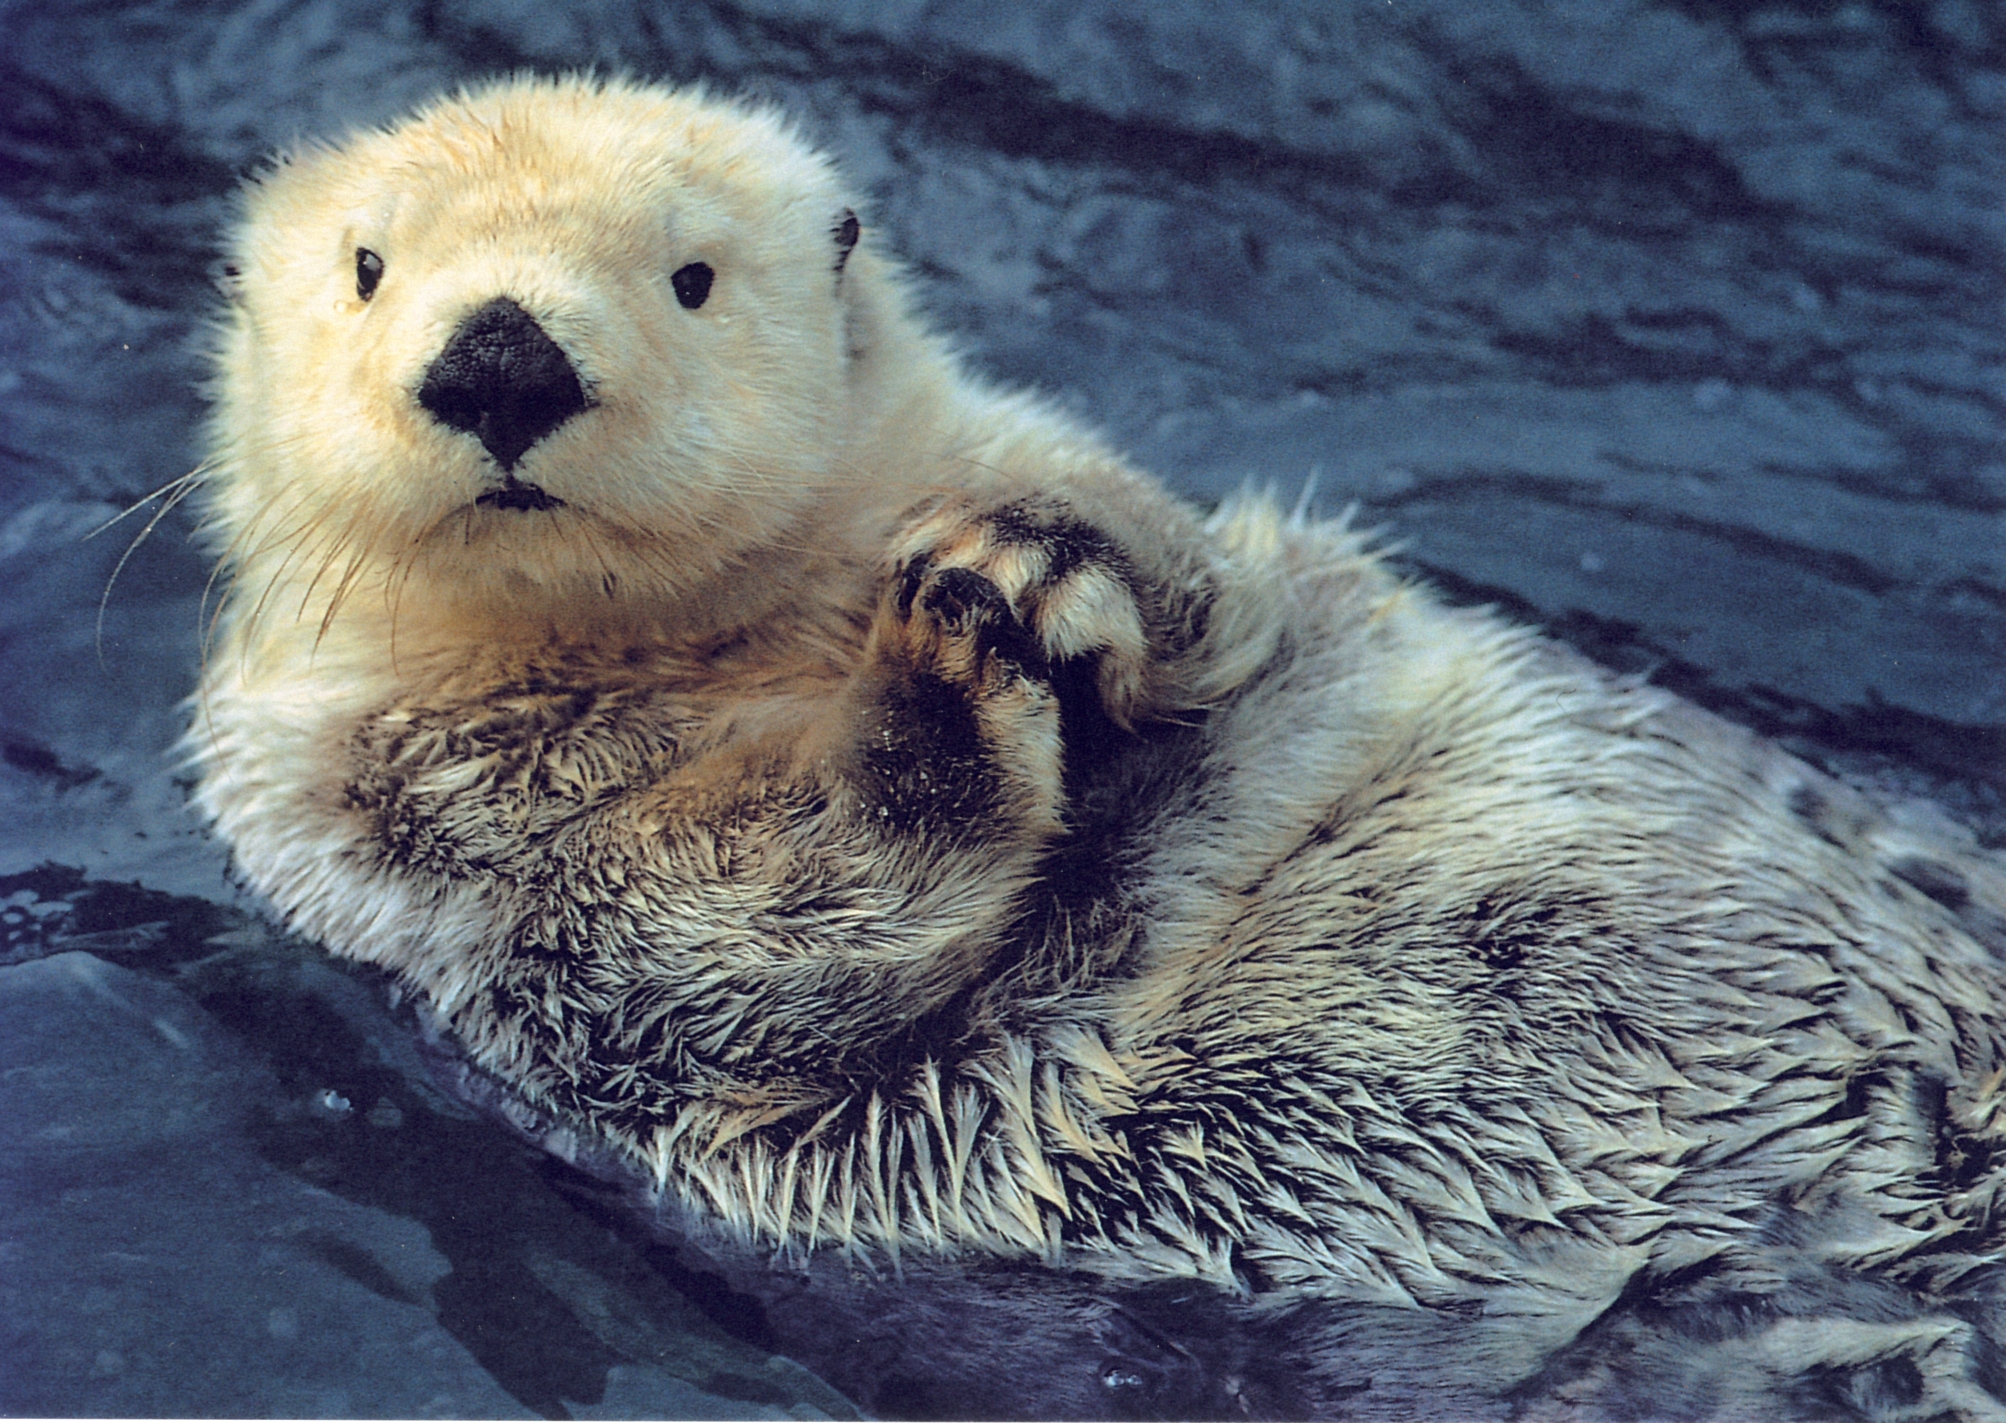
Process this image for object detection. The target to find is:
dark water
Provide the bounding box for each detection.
[2,1,2001,1416]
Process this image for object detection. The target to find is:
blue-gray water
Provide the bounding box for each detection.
[2,1,2001,1416]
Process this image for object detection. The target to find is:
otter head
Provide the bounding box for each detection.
[208,76,884,633]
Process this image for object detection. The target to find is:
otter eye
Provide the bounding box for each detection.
[355,248,384,301]
[671,262,713,310]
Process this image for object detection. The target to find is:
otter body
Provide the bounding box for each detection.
[193,77,2006,1418]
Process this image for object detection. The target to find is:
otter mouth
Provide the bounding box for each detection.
[474,480,566,513]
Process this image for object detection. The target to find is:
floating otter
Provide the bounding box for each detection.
[190,75,2006,1419]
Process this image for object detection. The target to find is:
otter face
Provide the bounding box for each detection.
[210,76,867,618]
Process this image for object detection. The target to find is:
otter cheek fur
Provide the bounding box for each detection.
[189,74,2006,1417]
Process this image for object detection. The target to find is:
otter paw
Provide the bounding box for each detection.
[891,561,1050,695]
[888,497,1151,726]
[863,557,1065,838]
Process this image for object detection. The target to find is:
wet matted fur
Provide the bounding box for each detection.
[190,75,2006,1419]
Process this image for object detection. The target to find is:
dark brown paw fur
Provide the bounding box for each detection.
[887,496,1152,726]
[893,560,1050,694]
[856,543,1066,841]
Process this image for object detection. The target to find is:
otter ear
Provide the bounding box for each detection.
[213,258,247,306]
[830,208,872,366]
[832,208,860,276]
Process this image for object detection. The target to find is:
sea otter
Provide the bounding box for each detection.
[190,75,2006,1419]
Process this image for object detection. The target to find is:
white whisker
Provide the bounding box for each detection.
[94,467,207,661]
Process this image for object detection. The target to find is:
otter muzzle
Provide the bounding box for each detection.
[418,297,589,474]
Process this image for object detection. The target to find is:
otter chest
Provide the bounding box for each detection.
[334,647,851,882]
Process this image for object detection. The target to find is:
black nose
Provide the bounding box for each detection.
[417,298,589,471]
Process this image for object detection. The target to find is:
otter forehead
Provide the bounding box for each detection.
[250,77,842,264]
